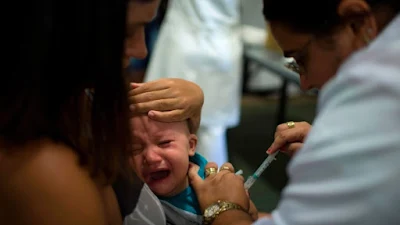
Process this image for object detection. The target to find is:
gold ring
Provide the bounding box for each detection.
[205,167,217,177]
[219,166,231,172]
[287,121,295,129]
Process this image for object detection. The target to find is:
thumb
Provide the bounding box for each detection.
[188,163,203,191]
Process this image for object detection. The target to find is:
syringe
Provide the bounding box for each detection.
[244,151,280,190]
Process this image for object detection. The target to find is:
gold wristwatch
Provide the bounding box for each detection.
[203,200,245,225]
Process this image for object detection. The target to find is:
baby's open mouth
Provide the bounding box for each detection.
[149,170,170,181]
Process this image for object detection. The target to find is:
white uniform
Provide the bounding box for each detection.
[254,14,400,225]
[145,0,243,166]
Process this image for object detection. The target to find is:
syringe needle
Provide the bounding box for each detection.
[244,151,279,190]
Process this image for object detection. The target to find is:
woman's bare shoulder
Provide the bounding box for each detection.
[0,139,107,225]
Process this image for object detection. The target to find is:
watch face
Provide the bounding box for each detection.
[204,203,220,217]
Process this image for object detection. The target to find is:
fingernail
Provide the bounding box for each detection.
[148,111,155,117]
[129,105,135,111]
[266,149,271,154]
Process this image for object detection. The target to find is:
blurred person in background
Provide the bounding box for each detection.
[144,0,243,166]
[127,0,169,83]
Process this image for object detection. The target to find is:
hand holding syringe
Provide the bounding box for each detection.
[235,151,280,190]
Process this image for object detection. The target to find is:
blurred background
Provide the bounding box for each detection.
[128,0,317,212]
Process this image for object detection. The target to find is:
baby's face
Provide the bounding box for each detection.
[130,115,197,197]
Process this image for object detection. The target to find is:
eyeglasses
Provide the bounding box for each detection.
[285,60,300,74]
[284,38,313,74]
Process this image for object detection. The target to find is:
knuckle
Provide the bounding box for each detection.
[159,100,170,109]
[278,133,288,141]
[276,124,286,131]
[166,79,175,87]
[224,162,233,167]
[171,89,180,97]
[127,89,135,97]
[144,93,155,101]
[133,103,144,112]
[299,121,310,128]
[175,97,184,107]
[299,128,308,138]
[274,131,280,138]
[138,84,150,92]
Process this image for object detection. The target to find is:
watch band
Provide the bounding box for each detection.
[203,200,246,225]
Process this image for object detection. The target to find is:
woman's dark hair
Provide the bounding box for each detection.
[1,0,131,182]
[263,0,400,34]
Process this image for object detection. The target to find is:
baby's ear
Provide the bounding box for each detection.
[188,134,197,156]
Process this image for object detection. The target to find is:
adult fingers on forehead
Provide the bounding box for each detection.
[129,80,170,96]
[147,109,187,123]
[128,89,171,104]
[131,98,180,113]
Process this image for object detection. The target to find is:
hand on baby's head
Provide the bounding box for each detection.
[130,115,197,197]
